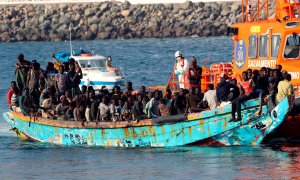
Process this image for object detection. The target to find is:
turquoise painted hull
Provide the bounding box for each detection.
[2,97,293,147]
[203,96,293,146]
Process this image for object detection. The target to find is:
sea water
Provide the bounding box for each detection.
[0,37,300,179]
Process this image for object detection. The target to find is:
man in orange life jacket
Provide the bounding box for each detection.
[230,71,255,122]
[187,57,202,91]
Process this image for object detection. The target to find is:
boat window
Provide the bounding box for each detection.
[259,35,268,58]
[249,35,257,58]
[284,33,300,59]
[271,35,281,58]
[78,60,106,69]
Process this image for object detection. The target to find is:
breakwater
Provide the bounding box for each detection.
[0,1,275,42]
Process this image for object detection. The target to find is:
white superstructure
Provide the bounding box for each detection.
[72,54,124,90]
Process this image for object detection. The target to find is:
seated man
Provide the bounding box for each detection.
[105,56,117,72]
[132,95,144,122]
[56,95,68,116]
[41,96,56,119]
[96,96,111,122]
[216,73,237,105]
[230,71,255,122]
[186,87,203,113]
[174,88,186,114]
[158,99,170,117]
[202,84,218,110]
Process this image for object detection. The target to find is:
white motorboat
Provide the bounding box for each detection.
[53,50,124,90]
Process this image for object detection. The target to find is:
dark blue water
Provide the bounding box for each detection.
[1,37,300,179]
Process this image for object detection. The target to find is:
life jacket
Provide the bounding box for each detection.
[240,80,253,95]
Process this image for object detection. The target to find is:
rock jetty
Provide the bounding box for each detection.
[0,1,275,42]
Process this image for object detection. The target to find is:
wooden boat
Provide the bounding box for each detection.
[2,96,293,147]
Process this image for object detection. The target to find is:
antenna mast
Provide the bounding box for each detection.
[69,25,73,56]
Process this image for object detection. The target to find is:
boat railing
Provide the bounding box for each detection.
[148,62,233,94]
[241,0,270,23]
[241,0,300,23]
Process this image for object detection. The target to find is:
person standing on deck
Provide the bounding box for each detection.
[44,62,58,89]
[15,54,31,91]
[7,81,21,109]
[27,61,45,95]
[187,57,202,91]
[174,51,189,89]
[67,63,83,97]
[55,65,68,97]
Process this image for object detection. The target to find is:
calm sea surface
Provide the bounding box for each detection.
[1,37,300,179]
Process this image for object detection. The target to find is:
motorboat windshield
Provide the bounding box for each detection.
[73,55,107,71]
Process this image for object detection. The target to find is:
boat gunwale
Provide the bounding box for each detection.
[8,98,262,129]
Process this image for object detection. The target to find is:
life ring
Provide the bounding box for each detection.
[81,53,92,57]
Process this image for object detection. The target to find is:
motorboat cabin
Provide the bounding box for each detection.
[53,50,124,90]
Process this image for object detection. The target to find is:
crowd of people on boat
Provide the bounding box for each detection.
[216,65,293,121]
[7,52,294,125]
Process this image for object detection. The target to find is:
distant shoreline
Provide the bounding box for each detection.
[0,1,275,42]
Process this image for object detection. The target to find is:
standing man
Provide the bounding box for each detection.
[7,81,21,109]
[174,51,189,89]
[55,65,68,97]
[67,63,82,97]
[15,54,31,91]
[187,57,202,91]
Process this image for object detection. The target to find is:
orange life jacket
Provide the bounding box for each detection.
[240,80,253,95]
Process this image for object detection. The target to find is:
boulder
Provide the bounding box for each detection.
[88,16,100,25]
[100,2,109,12]
[59,3,67,11]
[179,1,192,10]
[163,3,173,9]
[111,6,121,13]
[84,8,95,17]
[162,27,173,37]
[74,13,81,22]
[57,24,67,32]
[90,23,98,34]
[121,10,131,17]
[231,3,240,12]
[122,0,131,10]
[97,31,110,39]
[221,7,231,16]
[41,20,51,30]
[175,27,186,37]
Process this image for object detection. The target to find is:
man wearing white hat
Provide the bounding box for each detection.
[174,51,189,89]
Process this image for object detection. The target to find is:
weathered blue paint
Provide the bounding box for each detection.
[2,97,292,147]
[212,96,293,145]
